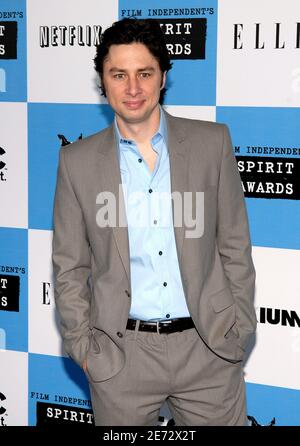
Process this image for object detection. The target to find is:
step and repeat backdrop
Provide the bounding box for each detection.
[0,0,300,426]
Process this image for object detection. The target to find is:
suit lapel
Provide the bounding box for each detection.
[164,111,189,267]
[97,124,131,282]
[96,110,190,283]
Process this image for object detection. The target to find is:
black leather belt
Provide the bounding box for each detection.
[126,317,195,334]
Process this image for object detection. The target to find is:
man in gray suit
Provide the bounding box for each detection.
[52,18,256,426]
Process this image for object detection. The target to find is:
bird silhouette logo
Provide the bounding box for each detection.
[57,134,82,147]
[247,415,276,426]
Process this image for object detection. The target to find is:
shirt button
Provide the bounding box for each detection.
[148,188,153,193]
[166,314,170,318]
[138,158,142,163]
[159,251,163,255]
[153,220,157,225]
[163,282,167,287]
[117,332,123,338]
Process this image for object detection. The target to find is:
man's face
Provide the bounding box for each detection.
[102,42,166,125]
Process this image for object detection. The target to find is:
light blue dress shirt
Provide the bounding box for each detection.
[114,107,190,321]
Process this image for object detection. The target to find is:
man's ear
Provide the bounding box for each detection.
[160,71,167,90]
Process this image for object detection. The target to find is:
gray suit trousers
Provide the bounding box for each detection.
[86,321,247,426]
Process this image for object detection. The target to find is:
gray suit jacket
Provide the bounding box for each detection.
[52,110,256,383]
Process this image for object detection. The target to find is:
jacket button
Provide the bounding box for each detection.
[117,332,123,338]
[125,290,131,297]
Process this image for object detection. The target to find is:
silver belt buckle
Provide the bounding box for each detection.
[156,321,160,334]
[157,320,172,334]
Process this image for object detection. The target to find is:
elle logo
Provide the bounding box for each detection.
[233,23,300,50]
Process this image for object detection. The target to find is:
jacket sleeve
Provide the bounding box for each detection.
[52,147,91,367]
[216,124,257,351]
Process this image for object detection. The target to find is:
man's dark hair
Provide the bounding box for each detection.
[94,18,172,104]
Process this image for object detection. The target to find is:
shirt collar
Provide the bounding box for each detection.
[114,105,167,154]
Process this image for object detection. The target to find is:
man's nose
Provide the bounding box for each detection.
[126,76,142,96]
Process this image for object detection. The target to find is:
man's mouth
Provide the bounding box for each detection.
[123,100,145,110]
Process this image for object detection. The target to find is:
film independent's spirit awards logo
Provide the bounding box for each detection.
[0,20,18,59]
[0,274,20,312]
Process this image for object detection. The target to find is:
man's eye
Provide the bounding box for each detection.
[114,74,125,79]
[140,72,151,78]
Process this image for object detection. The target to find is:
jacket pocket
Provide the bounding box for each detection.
[209,286,235,313]
[89,327,102,354]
